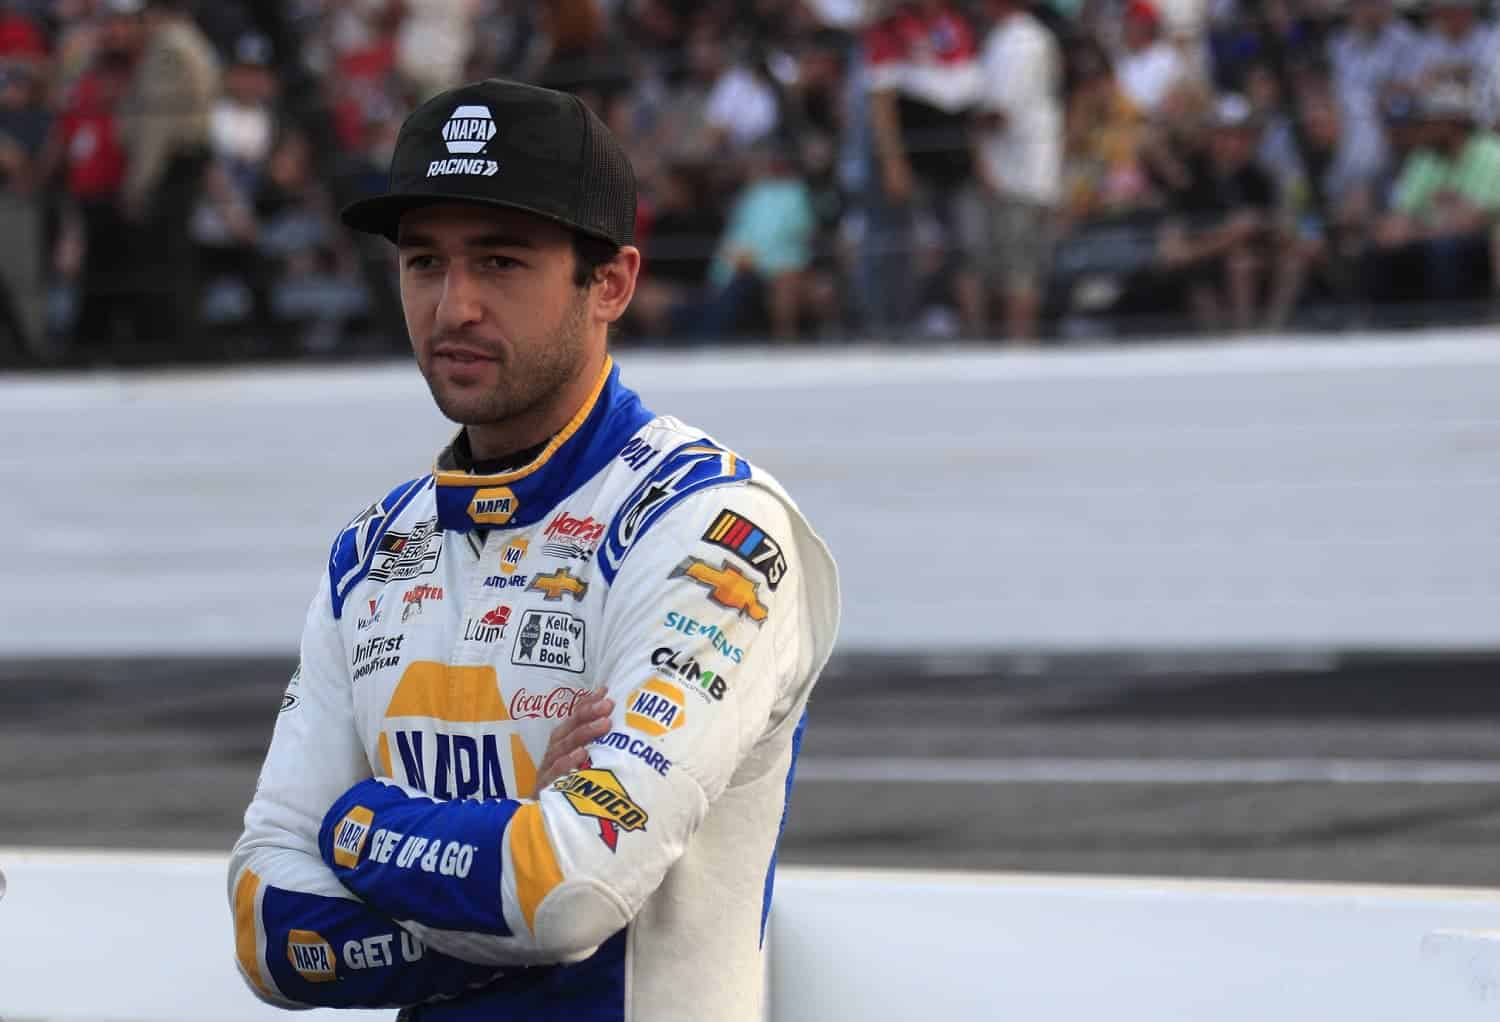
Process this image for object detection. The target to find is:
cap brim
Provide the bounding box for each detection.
[340,192,619,245]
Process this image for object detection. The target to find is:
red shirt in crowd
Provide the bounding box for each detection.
[57,69,129,199]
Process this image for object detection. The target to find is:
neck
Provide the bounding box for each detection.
[464,349,609,462]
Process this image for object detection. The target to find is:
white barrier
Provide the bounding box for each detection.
[4,333,1500,655]
[5,849,1500,1021]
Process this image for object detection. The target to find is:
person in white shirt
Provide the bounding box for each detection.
[957,0,1062,341]
[1414,0,1497,92]
[1328,0,1420,128]
[1116,0,1184,115]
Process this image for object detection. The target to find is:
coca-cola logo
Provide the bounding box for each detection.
[545,512,606,543]
[509,685,584,720]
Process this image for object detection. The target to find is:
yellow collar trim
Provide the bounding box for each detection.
[432,355,614,488]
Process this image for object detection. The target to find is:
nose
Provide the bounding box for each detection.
[435,264,484,333]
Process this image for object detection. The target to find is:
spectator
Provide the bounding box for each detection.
[118,0,220,353]
[528,0,635,132]
[193,32,279,345]
[1414,0,1497,93]
[683,143,819,340]
[1155,93,1280,332]
[1116,0,1187,115]
[396,0,480,102]
[45,0,139,360]
[957,0,1064,342]
[862,0,982,334]
[0,60,46,359]
[1366,84,1500,310]
[629,163,723,338]
[1060,40,1151,225]
[648,24,778,165]
[1327,0,1419,128]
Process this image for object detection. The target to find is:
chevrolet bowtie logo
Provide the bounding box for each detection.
[529,568,588,602]
[670,557,768,623]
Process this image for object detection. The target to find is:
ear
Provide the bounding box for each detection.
[591,246,641,325]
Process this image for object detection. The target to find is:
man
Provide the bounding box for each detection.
[1327,0,1419,129]
[1156,94,1279,332]
[1413,0,1496,93]
[1367,83,1500,308]
[958,0,1063,342]
[1115,0,1184,116]
[117,0,219,355]
[227,78,840,1021]
[862,0,982,334]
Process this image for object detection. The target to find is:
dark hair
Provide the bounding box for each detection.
[572,233,619,288]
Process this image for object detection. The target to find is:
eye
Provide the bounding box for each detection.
[482,255,522,271]
[404,254,438,271]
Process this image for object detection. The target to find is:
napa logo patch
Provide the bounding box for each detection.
[332,805,375,868]
[287,929,337,983]
[552,765,648,852]
[624,677,686,737]
[499,537,529,575]
[468,487,517,526]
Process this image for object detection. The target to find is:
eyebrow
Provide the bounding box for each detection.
[397,232,538,250]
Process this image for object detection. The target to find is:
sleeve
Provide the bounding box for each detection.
[227,570,511,1008]
[316,483,838,966]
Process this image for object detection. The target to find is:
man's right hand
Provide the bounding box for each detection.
[534,688,614,795]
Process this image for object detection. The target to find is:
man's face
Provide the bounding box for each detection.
[398,203,595,431]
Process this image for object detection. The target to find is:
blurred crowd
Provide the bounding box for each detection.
[2,0,1500,366]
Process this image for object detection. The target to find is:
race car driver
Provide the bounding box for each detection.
[226,78,840,1021]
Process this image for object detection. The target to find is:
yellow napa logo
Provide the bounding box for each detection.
[624,678,686,738]
[500,537,529,574]
[332,805,374,868]
[287,929,337,982]
[468,486,518,525]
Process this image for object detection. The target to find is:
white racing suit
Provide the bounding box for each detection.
[228,357,840,1020]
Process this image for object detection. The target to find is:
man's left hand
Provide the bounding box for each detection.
[534,688,614,795]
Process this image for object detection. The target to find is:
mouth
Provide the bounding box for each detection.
[432,345,497,365]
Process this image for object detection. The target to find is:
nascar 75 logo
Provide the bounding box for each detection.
[702,509,786,590]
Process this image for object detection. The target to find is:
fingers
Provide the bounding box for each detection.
[536,688,615,792]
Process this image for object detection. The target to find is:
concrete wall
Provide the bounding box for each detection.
[5,849,1500,1021]
[4,333,1498,654]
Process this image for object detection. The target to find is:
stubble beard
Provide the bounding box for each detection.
[423,290,590,430]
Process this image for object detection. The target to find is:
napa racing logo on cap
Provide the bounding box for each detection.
[429,104,499,177]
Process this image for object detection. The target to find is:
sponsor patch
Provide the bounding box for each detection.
[441,105,496,154]
[601,440,749,583]
[671,558,768,624]
[509,684,584,720]
[463,605,511,643]
[552,763,648,851]
[368,517,443,584]
[624,678,686,738]
[483,573,529,590]
[702,509,787,590]
[511,611,586,673]
[540,511,606,561]
[351,634,405,682]
[498,537,529,575]
[651,646,729,701]
[467,487,518,526]
[594,730,673,776]
[529,568,588,602]
[401,584,443,622]
[281,663,303,712]
[662,611,745,663]
[332,805,375,868]
[618,437,658,471]
[357,593,386,630]
[367,828,476,878]
[287,929,337,983]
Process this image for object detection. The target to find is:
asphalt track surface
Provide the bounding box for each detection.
[5,652,1500,889]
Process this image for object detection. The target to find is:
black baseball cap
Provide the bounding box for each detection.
[341,78,637,247]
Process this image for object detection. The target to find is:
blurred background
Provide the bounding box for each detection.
[3,0,1500,900]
